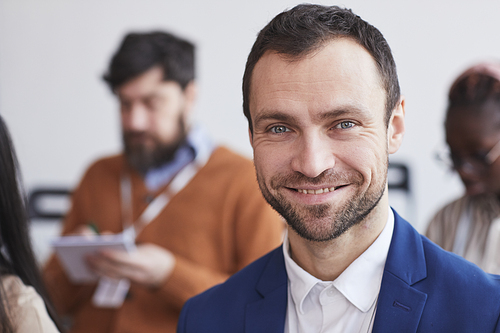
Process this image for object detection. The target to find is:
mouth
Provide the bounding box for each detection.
[292,184,348,194]
[124,132,157,148]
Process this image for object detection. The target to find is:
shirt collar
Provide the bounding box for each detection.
[185,123,215,161]
[144,124,214,191]
[283,206,394,314]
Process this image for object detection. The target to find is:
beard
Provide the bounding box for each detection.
[123,116,187,174]
[256,163,387,242]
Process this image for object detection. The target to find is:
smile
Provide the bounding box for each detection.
[294,185,347,194]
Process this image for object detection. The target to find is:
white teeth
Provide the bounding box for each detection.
[298,187,335,194]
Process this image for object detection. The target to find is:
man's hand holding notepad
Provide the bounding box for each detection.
[51,233,136,283]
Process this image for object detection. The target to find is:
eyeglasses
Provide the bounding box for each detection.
[435,137,500,173]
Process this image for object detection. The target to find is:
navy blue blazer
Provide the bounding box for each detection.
[177,211,500,332]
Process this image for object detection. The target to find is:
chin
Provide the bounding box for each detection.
[465,187,488,197]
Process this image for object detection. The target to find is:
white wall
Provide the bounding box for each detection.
[1,0,500,238]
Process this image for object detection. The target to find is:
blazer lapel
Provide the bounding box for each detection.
[245,248,288,333]
[372,210,428,333]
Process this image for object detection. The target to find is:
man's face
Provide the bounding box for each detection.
[249,38,404,242]
[117,66,194,173]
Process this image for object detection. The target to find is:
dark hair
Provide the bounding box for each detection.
[103,31,195,91]
[242,4,400,133]
[448,74,500,110]
[0,116,63,332]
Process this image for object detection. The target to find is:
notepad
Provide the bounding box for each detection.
[51,233,136,283]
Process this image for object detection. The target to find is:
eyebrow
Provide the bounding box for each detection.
[253,105,368,126]
[253,111,296,126]
[118,92,160,103]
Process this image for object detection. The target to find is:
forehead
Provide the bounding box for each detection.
[446,103,500,144]
[249,38,385,122]
[117,66,165,99]
[447,102,500,128]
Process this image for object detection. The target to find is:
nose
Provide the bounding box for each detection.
[455,160,482,178]
[122,104,149,131]
[455,162,483,186]
[290,133,336,178]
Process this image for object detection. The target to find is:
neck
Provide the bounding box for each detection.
[288,192,389,281]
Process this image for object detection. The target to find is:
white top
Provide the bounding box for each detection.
[2,275,59,333]
[283,207,394,333]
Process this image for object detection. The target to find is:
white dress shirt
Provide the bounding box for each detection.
[283,207,395,333]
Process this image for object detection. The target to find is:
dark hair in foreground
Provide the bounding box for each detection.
[243,4,400,133]
[103,31,195,91]
[0,116,63,332]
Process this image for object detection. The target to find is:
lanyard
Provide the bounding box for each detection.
[120,148,212,240]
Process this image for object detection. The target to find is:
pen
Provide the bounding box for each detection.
[87,222,100,235]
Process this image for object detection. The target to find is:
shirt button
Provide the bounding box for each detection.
[327,288,335,297]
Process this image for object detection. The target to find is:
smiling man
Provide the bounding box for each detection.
[177,5,500,333]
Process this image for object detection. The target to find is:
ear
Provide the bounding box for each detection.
[387,96,406,154]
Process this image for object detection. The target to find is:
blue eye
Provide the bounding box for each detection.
[338,121,355,129]
[271,125,289,134]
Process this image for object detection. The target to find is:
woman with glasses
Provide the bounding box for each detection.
[0,114,62,332]
[426,62,500,273]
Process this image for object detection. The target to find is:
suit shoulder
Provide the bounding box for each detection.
[390,213,500,299]
[179,248,286,332]
[196,248,278,300]
[182,248,282,315]
[421,236,500,293]
[410,237,500,331]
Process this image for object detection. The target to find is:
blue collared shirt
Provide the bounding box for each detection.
[144,124,214,192]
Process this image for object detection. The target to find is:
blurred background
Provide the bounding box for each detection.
[1,0,499,264]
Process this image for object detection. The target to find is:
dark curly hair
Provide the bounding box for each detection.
[448,63,500,110]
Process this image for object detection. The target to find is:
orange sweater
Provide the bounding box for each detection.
[43,147,284,333]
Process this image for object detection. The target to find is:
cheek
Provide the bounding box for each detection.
[253,144,289,178]
[156,116,177,132]
[154,109,184,139]
[487,165,500,190]
[120,111,135,130]
[340,142,387,184]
